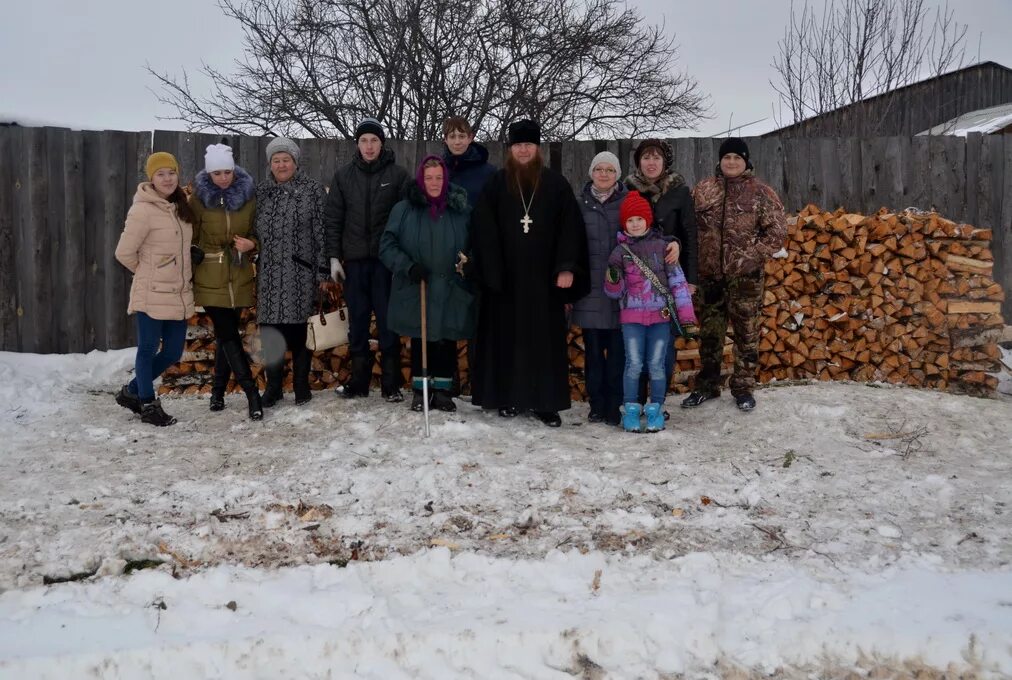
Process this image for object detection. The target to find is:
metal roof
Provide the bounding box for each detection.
[918,102,1012,136]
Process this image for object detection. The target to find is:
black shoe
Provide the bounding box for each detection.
[246,390,264,420]
[681,389,720,408]
[534,411,562,427]
[411,389,431,412]
[498,406,519,418]
[588,411,604,423]
[432,390,456,412]
[735,393,756,411]
[262,389,283,408]
[343,354,372,398]
[295,391,312,406]
[383,388,404,403]
[263,363,284,408]
[663,410,670,421]
[140,400,177,427]
[340,383,369,399]
[115,384,142,414]
[209,343,231,412]
[209,391,225,412]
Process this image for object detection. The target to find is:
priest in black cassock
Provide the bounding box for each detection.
[469,119,590,427]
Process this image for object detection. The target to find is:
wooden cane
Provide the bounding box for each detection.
[420,279,430,437]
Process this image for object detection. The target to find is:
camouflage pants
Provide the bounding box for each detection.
[695,271,764,396]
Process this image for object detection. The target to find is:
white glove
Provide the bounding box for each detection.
[330,257,345,282]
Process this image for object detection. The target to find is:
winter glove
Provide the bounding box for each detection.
[680,322,699,339]
[330,257,345,282]
[190,244,205,266]
[408,263,430,284]
[605,266,621,284]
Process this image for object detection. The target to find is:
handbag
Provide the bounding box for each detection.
[306,286,349,351]
[620,243,683,336]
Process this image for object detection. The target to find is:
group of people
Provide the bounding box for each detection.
[113,115,786,433]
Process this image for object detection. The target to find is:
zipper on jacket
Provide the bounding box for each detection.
[174,210,186,311]
[224,196,236,308]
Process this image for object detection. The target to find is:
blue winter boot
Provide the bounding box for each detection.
[622,403,643,433]
[644,402,664,432]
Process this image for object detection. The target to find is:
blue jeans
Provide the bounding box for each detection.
[622,322,670,405]
[129,312,187,401]
[583,328,624,420]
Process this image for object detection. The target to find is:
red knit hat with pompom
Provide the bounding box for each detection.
[619,191,653,233]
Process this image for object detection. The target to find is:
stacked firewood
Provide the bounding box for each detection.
[162,206,1005,399]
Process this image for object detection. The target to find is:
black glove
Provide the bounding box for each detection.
[408,263,429,284]
[190,244,205,266]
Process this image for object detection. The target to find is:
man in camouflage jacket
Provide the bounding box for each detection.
[683,138,786,411]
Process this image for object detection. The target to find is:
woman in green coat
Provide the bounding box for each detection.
[189,143,262,420]
[379,155,476,412]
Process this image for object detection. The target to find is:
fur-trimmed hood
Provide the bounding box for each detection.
[194,165,255,211]
[406,180,469,214]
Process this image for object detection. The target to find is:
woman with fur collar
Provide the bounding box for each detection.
[189,143,262,421]
[379,156,476,413]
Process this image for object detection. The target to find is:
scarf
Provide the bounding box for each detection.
[590,182,618,203]
[625,170,685,203]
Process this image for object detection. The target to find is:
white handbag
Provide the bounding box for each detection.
[306,288,349,351]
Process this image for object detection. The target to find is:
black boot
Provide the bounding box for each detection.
[115,384,142,414]
[222,340,263,420]
[293,349,313,405]
[262,362,285,408]
[432,390,456,412]
[342,353,372,398]
[209,343,231,412]
[681,389,720,408]
[140,399,177,427]
[411,388,432,412]
[380,350,404,403]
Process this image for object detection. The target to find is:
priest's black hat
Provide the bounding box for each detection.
[508,119,541,146]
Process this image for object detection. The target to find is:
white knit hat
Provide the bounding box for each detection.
[588,151,621,179]
[204,143,235,173]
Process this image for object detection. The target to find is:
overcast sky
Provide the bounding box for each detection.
[2,0,1011,137]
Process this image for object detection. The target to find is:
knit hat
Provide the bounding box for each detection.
[265,137,301,165]
[204,143,235,173]
[619,191,653,232]
[145,152,179,180]
[508,119,541,146]
[633,139,673,169]
[588,151,621,179]
[355,117,386,143]
[718,137,750,164]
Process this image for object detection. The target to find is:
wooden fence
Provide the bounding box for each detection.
[1,127,1009,353]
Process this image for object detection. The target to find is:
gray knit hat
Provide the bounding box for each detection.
[265,137,301,165]
[355,117,385,143]
[588,151,621,179]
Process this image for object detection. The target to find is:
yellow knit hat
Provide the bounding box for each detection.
[145,152,179,180]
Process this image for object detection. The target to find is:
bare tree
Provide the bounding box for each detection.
[771,0,967,134]
[148,0,709,141]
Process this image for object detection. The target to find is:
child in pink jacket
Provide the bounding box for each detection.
[605,192,697,432]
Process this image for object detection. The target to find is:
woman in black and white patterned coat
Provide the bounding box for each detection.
[253,137,328,408]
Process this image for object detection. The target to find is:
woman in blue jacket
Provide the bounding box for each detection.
[379,156,476,412]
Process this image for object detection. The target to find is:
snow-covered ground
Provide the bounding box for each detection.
[0,349,1010,678]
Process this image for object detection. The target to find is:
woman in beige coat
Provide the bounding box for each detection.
[113,152,196,426]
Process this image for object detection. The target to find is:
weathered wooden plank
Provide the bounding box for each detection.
[928,135,965,220]
[16,127,52,353]
[999,136,1012,321]
[102,131,130,349]
[756,136,785,199]
[836,137,861,212]
[782,137,810,212]
[964,132,982,227]
[859,137,887,214]
[907,135,931,212]
[0,128,17,351]
[51,128,87,353]
[237,135,263,183]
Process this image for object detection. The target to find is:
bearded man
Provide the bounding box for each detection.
[469,119,589,427]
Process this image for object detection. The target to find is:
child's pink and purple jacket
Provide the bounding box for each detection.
[604,229,698,331]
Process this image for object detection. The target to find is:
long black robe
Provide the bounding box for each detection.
[470,167,590,412]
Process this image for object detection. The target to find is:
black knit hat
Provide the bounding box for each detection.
[355,117,386,143]
[507,119,541,146]
[718,137,750,164]
[633,139,674,170]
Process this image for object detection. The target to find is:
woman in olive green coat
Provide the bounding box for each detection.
[189,143,262,420]
[379,155,475,412]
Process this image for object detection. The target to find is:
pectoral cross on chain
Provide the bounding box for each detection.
[520,213,533,234]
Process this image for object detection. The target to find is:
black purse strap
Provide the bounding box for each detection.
[620,243,683,336]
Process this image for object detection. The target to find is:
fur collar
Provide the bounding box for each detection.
[194,166,255,211]
[407,181,469,214]
[625,170,685,202]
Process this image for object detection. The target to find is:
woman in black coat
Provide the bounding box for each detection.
[626,139,699,397]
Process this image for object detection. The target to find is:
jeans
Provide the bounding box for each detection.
[344,258,399,357]
[583,328,624,419]
[129,312,187,401]
[622,322,670,405]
